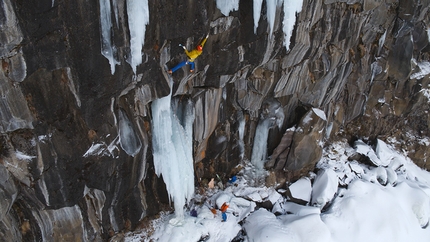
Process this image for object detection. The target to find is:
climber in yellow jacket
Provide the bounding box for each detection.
[168,34,208,74]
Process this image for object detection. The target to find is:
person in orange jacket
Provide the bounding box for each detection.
[220,202,229,213]
[168,34,208,74]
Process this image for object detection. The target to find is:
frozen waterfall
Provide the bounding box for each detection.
[151,83,195,221]
[250,119,271,170]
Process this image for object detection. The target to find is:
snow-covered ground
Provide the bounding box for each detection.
[124,139,430,242]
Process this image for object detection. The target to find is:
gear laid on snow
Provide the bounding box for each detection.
[228,176,237,183]
[210,208,217,215]
[190,209,197,217]
[168,34,208,74]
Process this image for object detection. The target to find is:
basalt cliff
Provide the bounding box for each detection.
[0,0,429,241]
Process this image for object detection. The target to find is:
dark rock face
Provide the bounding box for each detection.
[0,0,429,240]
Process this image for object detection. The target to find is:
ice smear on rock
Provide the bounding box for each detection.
[216,0,239,16]
[126,0,149,73]
[151,85,194,221]
[312,108,327,121]
[118,109,141,157]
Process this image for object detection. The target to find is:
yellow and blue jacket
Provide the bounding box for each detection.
[185,36,208,62]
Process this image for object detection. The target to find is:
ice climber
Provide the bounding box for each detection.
[168,34,208,74]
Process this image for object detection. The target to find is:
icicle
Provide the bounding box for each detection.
[126,0,149,74]
[282,0,303,50]
[112,0,119,28]
[378,30,387,56]
[216,0,239,16]
[266,0,277,36]
[253,0,263,34]
[99,0,119,75]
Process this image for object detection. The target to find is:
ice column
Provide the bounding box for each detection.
[151,85,194,220]
[251,101,284,170]
[251,119,271,170]
[99,0,119,75]
[126,0,149,73]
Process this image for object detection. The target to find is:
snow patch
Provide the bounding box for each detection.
[420,85,430,103]
[312,108,327,121]
[15,150,35,161]
[411,61,430,80]
[83,137,120,158]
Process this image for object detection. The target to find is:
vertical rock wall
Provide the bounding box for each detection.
[0,0,429,240]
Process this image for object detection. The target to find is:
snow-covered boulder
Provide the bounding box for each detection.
[311,169,338,208]
[288,177,312,203]
[375,139,394,166]
[354,139,389,166]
